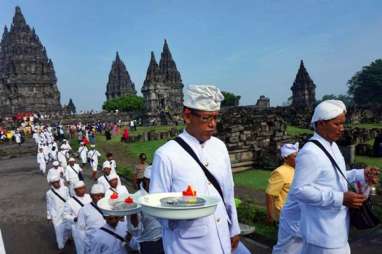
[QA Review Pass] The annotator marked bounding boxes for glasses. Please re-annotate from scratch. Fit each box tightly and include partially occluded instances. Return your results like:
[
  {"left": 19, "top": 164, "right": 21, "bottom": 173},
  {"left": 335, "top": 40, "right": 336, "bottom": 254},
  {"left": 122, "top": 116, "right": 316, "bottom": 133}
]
[{"left": 190, "top": 111, "right": 219, "bottom": 123}]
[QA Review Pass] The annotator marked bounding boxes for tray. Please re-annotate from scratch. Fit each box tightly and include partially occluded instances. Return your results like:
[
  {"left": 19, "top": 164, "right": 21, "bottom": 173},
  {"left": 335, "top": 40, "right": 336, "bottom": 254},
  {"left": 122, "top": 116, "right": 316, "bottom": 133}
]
[{"left": 137, "top": 192, "right": 220, "bottom": 220}]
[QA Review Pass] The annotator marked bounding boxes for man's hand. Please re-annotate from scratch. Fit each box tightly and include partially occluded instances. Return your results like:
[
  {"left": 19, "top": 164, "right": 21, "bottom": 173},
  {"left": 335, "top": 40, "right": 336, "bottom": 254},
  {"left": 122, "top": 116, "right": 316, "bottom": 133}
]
[
  {"left": 364, "top": 167, "right": 380, "bottom": 185},
  {"left": 343, "top": 191, "right": 367, "bottom": 208},
  {"left": 231, "top": 235, "right": 240, "bottom": 251}
]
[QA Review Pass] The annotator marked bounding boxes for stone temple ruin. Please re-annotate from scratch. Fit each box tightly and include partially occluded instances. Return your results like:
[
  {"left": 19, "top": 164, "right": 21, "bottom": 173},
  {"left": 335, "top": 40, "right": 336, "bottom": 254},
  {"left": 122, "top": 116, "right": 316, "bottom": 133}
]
[
  {"left": 0, "top": 7, "right": 61, "bottom": 117},
  {"left": 105, "top": 52, "right": 137, "bottom": 100},
  {"left": 290, "top": 60, "right": 316, "bottom": 109},
  {"left": 141, "top": 40, "right": 184, "bottom": 125}
]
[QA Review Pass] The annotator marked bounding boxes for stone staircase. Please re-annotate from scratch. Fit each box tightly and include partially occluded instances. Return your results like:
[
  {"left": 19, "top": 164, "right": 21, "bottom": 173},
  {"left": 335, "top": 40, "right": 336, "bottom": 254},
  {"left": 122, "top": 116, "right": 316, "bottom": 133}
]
[{"left": 0, "top": 139, "right": 36, "bottom": 160}]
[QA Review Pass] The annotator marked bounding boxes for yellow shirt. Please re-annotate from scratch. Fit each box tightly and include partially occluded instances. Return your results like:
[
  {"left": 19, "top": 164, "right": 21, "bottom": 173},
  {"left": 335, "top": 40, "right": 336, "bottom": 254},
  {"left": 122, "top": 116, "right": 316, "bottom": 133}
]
[{"left": 265, "top": 163, "right": 295, "bottom": 220}]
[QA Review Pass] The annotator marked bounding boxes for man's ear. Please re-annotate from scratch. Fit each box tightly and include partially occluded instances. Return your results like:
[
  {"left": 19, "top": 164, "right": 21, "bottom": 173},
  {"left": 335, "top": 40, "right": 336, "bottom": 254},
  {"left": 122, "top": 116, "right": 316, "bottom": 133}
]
[{"left": 183, "top": 112, "right": 192, "bottom": 125}]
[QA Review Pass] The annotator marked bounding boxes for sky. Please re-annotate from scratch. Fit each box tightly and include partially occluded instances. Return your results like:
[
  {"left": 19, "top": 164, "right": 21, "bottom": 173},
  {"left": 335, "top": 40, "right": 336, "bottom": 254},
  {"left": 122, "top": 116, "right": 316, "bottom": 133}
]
[{"left": 0, "top": 0, "right": 381, "bottom": 111}]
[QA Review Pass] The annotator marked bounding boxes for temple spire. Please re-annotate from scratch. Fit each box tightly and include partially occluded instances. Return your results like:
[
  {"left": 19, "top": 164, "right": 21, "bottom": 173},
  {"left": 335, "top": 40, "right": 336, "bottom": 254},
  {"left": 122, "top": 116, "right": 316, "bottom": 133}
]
[
  {"left": 144, "top": 51, "right": 160, "bottom": 82},
  {"left": 291, "top": 59, "right": 316, "bottom": 108},
  {"left": 159, "top": 39, "right": 182, "bottom": 84},
  {"left": 12, "top": 6, "right": 28, "bottom": 30}
]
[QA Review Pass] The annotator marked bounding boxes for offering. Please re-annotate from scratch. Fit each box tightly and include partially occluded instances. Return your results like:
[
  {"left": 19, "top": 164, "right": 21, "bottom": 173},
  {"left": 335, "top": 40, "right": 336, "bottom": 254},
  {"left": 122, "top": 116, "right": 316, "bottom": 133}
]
[
  {"left": 137, "top": 192, "right": 220, "bottom": 220},
  {"left": 160, "top": 185, "right": 206, "bottom": 207},
  {"left": 98, "top": 192, "right": 141, "bottom": 216}
]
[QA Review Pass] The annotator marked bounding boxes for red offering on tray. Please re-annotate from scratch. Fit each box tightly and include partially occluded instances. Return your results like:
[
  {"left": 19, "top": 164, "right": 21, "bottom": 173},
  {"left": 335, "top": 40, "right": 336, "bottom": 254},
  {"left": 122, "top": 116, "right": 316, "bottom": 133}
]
[
  {"left": 110, "top": 193, "right": 119, "bottom": 200},
  {"left": 124, "top": 196, "right": 134, "bottom": 204},
  {"left": 182, "top": 185, "right": 197, "bottom": 197}
]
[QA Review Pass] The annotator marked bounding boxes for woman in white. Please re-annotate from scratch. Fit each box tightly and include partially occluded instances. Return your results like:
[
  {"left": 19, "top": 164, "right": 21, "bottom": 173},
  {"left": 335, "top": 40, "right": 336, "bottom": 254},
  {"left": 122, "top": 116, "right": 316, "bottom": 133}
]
[{"left": 78, "top": 142, "right": 88, "bottom": 166}]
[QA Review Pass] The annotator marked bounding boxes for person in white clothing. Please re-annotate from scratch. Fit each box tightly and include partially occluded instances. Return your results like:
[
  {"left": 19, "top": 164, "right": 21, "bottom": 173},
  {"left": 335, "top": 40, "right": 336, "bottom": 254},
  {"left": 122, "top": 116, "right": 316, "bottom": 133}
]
[
  {"left": 50, "top": 142, "right": 58, "bottom": 161},
  {"left": 65, "top": 157, "right": 84, "bottom": 196},
  {"left": 47, "top": 161, "right": 65, "bottom": 186},
  {"left": 78, "top": 142, "right": 89, "bottom": 167},
  {"left": 37, "top": 147, "right": 46, "bottom": 174},
  {"left": 97, "top": 161, "right": 121, "bottom": 190},
  {"left": 104, "top": 173, "right": 129, "bottom": 198},
  {"left": 77, "top": 184, "right": 106, "bottom": 254},
  {"left": 285, "top": 100, "right": 380, "bottom": 254},
  {"left": 14, "top": 131, "right": 22, "bottom": 145},
  {"left": 88, "top": 215, "right": 128, "bottom": 254},
  {"left": 87, "top": 144, "right": 101, "bottom": 180},
  {"left": 61, "top": 139, "right": 72, "bottom": 159},
  {"left": 46, "top": 173, "right": 71, "bottom": 251},
  {"left": 150, "top": 85, "right": 241, "bottom": 254},
  {"left": 106, "top": 152, "right": 117, "bottom": 174},
  {"left": 57, "top": 150, "right": 68, "bottom": 168},
  {"left": 63, "top": 181, "right": 92, "bottom": 254}
]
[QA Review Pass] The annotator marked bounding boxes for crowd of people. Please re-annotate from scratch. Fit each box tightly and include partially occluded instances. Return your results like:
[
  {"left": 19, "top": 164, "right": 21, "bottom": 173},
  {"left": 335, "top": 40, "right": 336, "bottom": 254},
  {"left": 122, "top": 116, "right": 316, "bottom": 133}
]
[{"left": 32, "top": 125, "right": 165, "bottom": 254}]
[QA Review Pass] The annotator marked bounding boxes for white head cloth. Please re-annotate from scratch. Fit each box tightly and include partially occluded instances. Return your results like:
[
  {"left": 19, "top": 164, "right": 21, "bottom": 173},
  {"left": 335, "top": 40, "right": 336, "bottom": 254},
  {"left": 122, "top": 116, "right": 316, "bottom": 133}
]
[
  {"left": 52, "top": 161, "right": 59, "bottom": 166},
  {"left": 144, "top": 165, "right": 152, "bottom": 179},
  {"left": 107, "top": 172, "right": 118, "bottom": 181},
  {"left": 280, "top": 142, "right": 299, "bottom": 158},
  {"left": 311, "top": 100, "right": 347, "bottom": 126},
  {"left": 74, "top": 180, "right": 85, "bottom": 189},
  {"left": 183, "top": 85, "right": 224, "bottom": 112},
  {"left": 68, "top": 157, "right": 76, "bottom": 162},
  {"left": 90, "top": 184, "right": 105, "bottom": 194},
  {"left": 48, "top": 172, "right": 60, "bottom": 183},
  {"left": 103, "top": 161, "right": 111, "bottom": 169},
  {"left": 90, "top": 144, "right": 95, "bottom": 148}
]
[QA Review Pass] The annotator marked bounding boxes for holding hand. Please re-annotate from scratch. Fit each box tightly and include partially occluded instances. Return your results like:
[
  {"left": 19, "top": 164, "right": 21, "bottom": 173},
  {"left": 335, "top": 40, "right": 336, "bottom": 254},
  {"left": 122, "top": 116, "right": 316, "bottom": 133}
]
[{"left": 343, "top": 191, "right": 367, "bottom": 208}]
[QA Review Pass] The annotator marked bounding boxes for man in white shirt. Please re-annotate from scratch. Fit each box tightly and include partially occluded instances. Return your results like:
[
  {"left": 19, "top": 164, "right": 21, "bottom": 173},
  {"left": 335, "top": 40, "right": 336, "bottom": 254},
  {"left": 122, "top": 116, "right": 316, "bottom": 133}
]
[
  {"left": 57, "top": 149, "right": 68, "bottom": 168},
  {"left": 63, "top": 181, "right": 92, "bottom": 254},
  {"left": 283, "top": 100, "right": 380, "bottom": 254},
  {"left": 104, "top": 172, "right": 129, "bottom": 198},
  {"left": 106, "top": 152, "right": 117, "bottom": 174},
  {"left": 150, "top": 85, "right": 240, "bottom": 254},
  {"left": 65, "top": 157, "right": 83, "bottom": 196},
  {"left": 77, "top": 184, "right": 106, "bottom": 254},
  {"left": 97, "top": 161, "right": 121, "bottom": 190},
  {"left": 37, "top": 147, "right": 46, "bottom": 174},
  {"left": 78, "top": 142, "right": 88, "bottom": 167},
  {"left": 46, "top": 173, "right": 71, "bottom": 252},
  {"left": 47, "top": 161, "right": 65, "bottom": 185},
  {"left": 87, "top": 144, "right": 101, "bottom": 180},
  {"left": 88, "top": 215, "right": 128, "bottom": 254},
  {"left": 60, "top": 139, "right": 72, "bottom": 159}
]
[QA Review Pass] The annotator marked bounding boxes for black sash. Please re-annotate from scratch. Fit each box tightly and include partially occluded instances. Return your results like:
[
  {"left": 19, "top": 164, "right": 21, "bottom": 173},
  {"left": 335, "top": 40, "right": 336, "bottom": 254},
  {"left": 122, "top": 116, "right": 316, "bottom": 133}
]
[
  {"left": 174, "top": 137, "right": 225, "bottom": 204},
  {"left": 70, "top": 165, "right": 84, "bottom": 181},
  {"left": 51, "top": 188, "right": 67, "bottom": 203},
  {"left": 100, "top": 227, "right": 125, "bottom": 242},
  {"left": 91, "top": 202, "right": 104, "bottom": 216},
  {"left": 109, "top": 187, "right": 118, "bottom": 194},
  {"left": 104, "top": 175, "right": 109, "bottom": 183},
  {"left": 72, "top": 196, "right": 84, "bottom": 207}
]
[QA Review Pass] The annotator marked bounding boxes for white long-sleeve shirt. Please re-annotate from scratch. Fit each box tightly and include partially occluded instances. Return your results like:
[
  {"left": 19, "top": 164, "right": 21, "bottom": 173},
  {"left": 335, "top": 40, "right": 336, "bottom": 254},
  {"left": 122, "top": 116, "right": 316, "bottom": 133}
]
[
  {"left": 46, "top": 185, "right": 70, "bottom": 225},
  {"left": 65, "top": 164, "right": 82, "bottom": 185},
  {"left": 97, "top": 174, "right": 122, "bottom": 191},
  {"left": 150, "top": 130, "right": 240, "bottom": 254},
  {"left": 104, "top": 185, "right": 129, "bottom": 198},
  {"left": 37, "top": 152, "right": 45, "bottom": 165},
  {"left": 88, "top": 222, "right": 128, "bottom": 254},
  {"left": 63, "top": 194, "right": 92, "bottom": 225},
  {"left": 288, "top": 133, "right": 365, "bottom": 248},
  {"left": 77, "top": 202, "right": 106, "bottom": 252}
]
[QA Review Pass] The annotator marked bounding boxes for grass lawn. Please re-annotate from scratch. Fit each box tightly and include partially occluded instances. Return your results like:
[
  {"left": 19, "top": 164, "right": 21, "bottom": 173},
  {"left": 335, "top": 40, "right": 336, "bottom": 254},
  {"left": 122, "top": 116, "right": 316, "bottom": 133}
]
[
  {"left": 354, "top": 155, "right": 382, "bottom": 169},
  {"left": 233, "top": 169, "right": 271, "bottom": 191},
  {"left": 349, "top": 123, "right": 382, "bottom": 129},
  {"left": 127, "top": 140, "right": 167, "bottom": 163},
  {"left": 286, "top": 125, "right": 313, "bottom": 137}
]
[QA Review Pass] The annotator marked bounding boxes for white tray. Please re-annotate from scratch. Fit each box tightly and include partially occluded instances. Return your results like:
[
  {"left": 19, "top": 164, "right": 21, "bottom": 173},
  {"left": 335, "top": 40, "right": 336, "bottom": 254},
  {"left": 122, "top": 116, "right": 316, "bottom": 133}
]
[
  {"left": 97, "top": 197, "right": 142, "bottom": 216},
  {"left": 137, "top": 192, "right": 220, "bottom": 220}
]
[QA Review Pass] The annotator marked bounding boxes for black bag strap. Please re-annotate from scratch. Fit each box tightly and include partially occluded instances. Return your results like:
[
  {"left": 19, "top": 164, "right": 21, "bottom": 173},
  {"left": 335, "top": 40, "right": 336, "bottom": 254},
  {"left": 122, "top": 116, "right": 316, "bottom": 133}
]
[
  {"left": 104, "top": 175, "right": 109, "bottom": 183},
  {"left": 307, "top": 140, "right": 356, "bottom": 192},
  {"left": 72, "top": 196, "right": 84, "bottom": 207},
  {"left": 174, "top": 136, "right": 225, "bottom": 203},
  {"left": 51, "top": 188, "right": 67, "bottom": 203},
  {"left": 91, "top": 202, "right": 104, "bottom": 216},
  {"left": 100, "top": 227, "right": 125, "bottom": 242},
  {"left": 70, "top": 165, "right": 79, "bottom": 175}
]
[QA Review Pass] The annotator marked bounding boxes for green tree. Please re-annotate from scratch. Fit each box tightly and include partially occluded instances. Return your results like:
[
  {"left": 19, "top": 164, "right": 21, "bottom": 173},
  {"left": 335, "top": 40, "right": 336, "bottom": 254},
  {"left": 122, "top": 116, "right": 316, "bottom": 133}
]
[
  {"left": 348, "top": 59, "right": 382, "bottom": 106},
  {"left": 318, "top": 94, "right": 353, "bottom": 107},
  {"left": 102, "top": 95, "right": 144, "bottom": 112},
  {"left": 221, "top": 91, "right": 241, "bottom": 107}
]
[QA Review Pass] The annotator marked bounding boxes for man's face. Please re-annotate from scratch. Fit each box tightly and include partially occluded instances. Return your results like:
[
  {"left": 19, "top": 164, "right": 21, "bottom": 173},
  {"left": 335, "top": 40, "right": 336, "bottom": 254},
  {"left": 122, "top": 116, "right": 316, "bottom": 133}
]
[
  {"left": 284, "top": 153, "right": 297, "bottom": 168},
  {"left": 183, "top": 109, "right": 219, "bottom": 142},
  {"left": 109, "top": 178, "right": 118, "bottom": 188},
  {"left": 91, "top": 193, "right": 104, "bottom": 203},
  {"left": 75, "top": 186, "right": 86, "bottom": 197},
  {"left": 51, "top": 181, "right": 60, "bottom": 189},
  {"left": 105, "top": 216, "right": 121, "bottom": 228},
  {"left": 317, "top": 113, "right": 346, "bottom": 142},
  {"left": 69, "top": 161, "right": 75, "bottom": 166},
  {"left": 103, "top": 168, "right": 111, "bottom": 175}
]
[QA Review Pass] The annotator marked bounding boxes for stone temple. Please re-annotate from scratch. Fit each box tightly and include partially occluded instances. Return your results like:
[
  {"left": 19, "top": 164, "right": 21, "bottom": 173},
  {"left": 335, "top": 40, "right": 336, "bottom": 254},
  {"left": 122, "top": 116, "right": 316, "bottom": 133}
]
[
  {"left": 141, "top": 40, "right": 184, "bottom": 125},
  {"left": 290, "top": 60, "right": 316, "bottom": 109},
  {"left": 0, "top": 7, "right": 61, "bottom": 116},
  {"left": 105, "top": 52, "right": 136, "bottom": 100}
]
